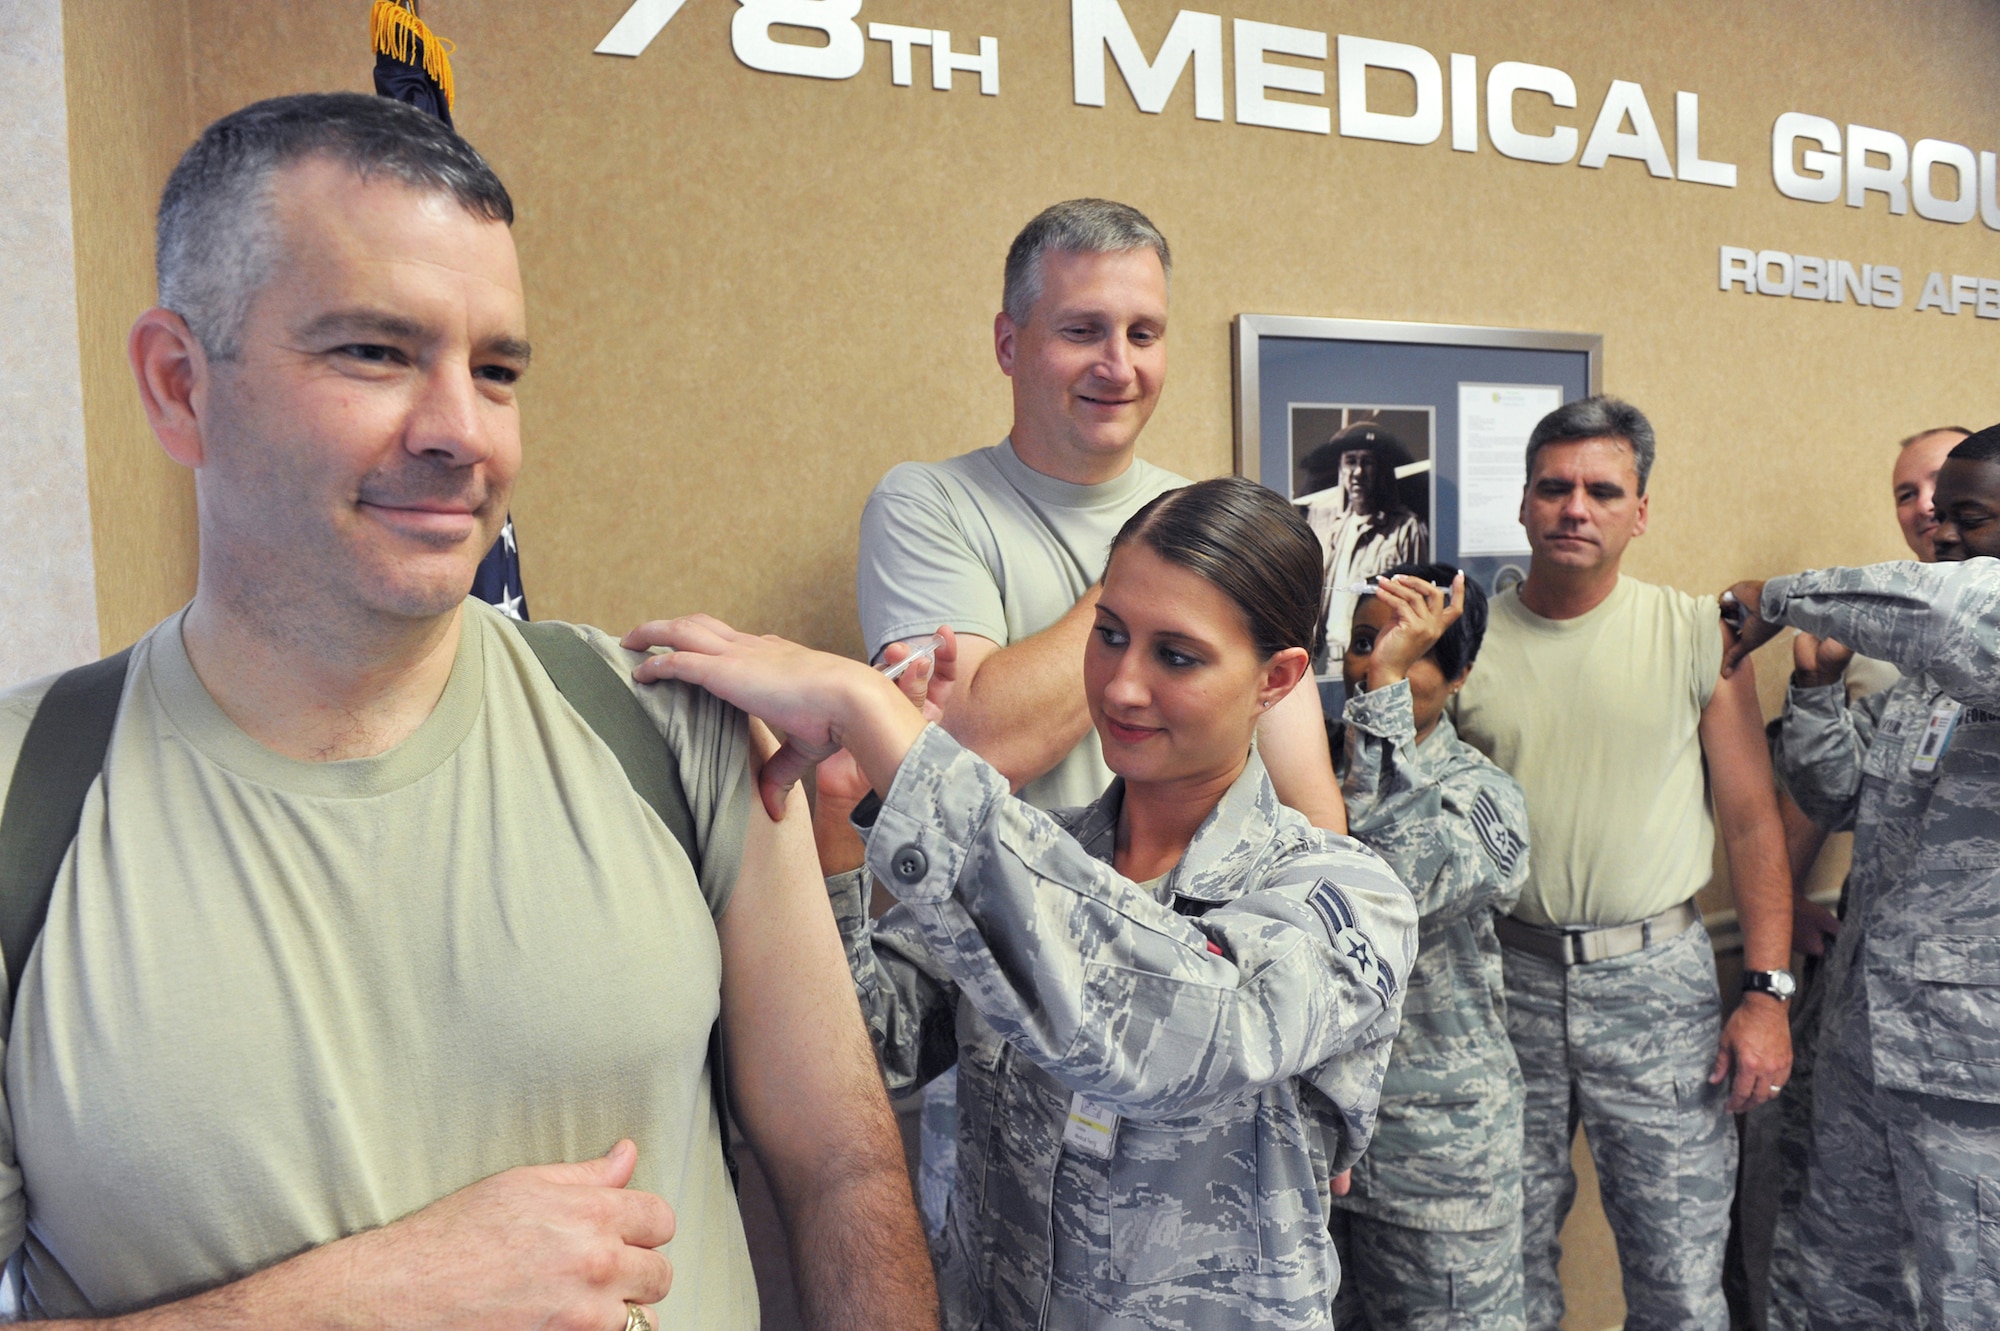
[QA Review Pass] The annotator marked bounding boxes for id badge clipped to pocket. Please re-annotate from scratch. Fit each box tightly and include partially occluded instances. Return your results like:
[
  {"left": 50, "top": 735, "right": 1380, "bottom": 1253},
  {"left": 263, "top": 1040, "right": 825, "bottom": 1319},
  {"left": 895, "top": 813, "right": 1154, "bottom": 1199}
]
[
  {"left": 1911, "top": 698, "right": 1963, "bottom": 775},
  {"left": 1062, "top": 1093, "right": 1121, "bottom": 1160}
]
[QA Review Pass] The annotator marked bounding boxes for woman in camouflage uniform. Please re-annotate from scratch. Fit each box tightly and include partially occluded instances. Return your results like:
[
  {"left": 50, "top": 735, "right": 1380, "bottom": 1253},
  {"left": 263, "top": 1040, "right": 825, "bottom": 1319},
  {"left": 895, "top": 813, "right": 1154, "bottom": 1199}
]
[
  {"left": 1330, "top": 564, "right": 1531, "bottom": 1331},
  {"left": 638, "top": 478, "right": 1417, "bottom": 1330}
]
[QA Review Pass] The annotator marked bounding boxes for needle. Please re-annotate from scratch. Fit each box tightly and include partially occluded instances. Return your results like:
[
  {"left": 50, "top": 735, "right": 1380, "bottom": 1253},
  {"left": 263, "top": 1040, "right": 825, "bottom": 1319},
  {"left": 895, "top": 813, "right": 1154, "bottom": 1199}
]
[{"left": 878, "top": 632, "right": 946, "bottom": 682}]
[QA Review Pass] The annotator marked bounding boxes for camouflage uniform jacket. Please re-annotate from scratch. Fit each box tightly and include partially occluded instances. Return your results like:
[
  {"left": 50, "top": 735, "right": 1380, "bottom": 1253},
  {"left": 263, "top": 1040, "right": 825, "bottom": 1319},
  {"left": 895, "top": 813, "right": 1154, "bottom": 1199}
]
[
  {"left": 1766, "top": 558, "right": 2000, "bottom": 1103},
  {"left": 829, "top": 724, "right": 1417, "bottom": 1330},
  {"left": 1330, "top": 682, "right": 1530, "bottom": 1232}
]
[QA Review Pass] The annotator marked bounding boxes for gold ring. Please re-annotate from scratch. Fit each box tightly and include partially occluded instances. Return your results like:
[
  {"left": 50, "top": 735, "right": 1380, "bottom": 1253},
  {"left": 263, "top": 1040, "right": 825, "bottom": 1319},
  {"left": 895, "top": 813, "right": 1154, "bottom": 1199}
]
[{"left": 625, "top": 1304, "right": 653, "bottom": 1331}]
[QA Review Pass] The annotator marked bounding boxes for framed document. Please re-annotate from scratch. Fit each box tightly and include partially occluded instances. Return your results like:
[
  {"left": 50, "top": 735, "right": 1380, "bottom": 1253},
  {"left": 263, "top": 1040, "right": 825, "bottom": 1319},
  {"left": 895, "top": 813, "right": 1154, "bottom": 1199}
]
[{"left": 1232, "top": 316, "right": 1600, "bottom": 683}]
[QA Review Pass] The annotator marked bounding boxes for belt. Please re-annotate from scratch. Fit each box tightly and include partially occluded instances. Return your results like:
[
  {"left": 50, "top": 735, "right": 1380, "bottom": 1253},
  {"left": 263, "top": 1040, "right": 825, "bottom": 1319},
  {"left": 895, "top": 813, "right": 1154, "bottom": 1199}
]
[{"left": 1495, "top": 900, "right": 1701, "bottom": 966}]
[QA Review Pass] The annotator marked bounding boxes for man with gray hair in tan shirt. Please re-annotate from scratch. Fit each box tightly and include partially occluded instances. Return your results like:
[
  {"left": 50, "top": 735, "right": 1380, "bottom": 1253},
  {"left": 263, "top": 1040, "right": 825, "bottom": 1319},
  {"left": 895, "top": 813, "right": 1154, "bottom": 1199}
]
[
  {"left": 0, "top": 92, "right": 934, "bottom": 1329},
  {"left": 1452, "top": 395, "right": 1793, "bottom": 1331}
]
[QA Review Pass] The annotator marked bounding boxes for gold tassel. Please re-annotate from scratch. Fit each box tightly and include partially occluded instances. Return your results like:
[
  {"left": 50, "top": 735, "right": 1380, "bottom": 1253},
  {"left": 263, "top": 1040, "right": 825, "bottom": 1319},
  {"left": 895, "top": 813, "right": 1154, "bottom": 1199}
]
[{"left": 370, "top": 0, "right": 456, "bottom": 114}]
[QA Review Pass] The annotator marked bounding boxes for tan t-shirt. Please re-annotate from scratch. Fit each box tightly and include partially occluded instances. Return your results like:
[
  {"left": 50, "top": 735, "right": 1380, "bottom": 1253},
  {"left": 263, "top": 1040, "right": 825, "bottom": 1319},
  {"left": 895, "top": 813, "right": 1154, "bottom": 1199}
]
[
  {"left": 1452, "top": 577, "right": 1724, "bottom": 927},
  {"left": 856, "top": 439, "right": 1187, "bottom": 811},
  {"left": 0, "top": 600, "right": 756, "bottom": 1325}
]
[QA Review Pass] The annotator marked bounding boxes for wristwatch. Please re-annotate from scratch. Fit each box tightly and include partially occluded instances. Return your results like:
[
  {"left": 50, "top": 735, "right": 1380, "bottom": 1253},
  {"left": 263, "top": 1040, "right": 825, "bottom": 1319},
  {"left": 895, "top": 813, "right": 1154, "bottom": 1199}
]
[{"left": 1742, "top": 969, "right": 1798, "bottom": 1002}]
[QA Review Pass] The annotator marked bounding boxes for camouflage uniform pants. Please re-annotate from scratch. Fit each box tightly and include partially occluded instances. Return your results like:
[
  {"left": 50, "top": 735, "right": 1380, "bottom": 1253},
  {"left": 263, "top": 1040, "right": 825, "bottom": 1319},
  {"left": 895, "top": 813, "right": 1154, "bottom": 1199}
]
[
  {"left": 1799, "top": 1034, "right": 2000, "bottom": 1330},
  {"left": 1329, "top": 1208, "right": 1524, "bottom": 1330},
  {"left": 1503, "top": 917, "right": 1735, "bottom": 1331}
]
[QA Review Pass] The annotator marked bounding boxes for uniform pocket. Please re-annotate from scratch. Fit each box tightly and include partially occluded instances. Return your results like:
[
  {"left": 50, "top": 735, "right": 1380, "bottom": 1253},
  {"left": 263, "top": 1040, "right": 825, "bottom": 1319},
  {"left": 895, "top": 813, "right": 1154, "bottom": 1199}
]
[
  {"left": 1106, "top": 1100, "right": 1263, "bottom": 1284},
  {"left": 1862, "top": 712, "right": 1912, "bottom": 780},
  {"left": 1918, "top": 724, "right": 2000, "bottom": 870},
  {"left": 1914, "top": 936, "right": 2000, "bottom": 1066}
]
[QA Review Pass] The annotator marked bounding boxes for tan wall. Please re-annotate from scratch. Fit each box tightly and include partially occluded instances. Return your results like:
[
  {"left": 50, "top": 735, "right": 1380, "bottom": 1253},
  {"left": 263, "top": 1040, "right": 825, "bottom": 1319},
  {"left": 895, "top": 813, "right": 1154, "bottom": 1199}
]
[
  {"left": 57, "top": 4, "right": 2000, "bottom": 1326},
  {"left": 62, "top": 0, "right": 200, "bottom": 653}
]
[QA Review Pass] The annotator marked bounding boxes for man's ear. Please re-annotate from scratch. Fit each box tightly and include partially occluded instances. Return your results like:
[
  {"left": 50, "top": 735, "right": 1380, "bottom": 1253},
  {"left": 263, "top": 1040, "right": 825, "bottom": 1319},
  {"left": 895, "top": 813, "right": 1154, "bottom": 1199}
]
[
  {"left": 1632, "top": 492, "right": 1651, "bottom": 538},
  {"left": 1259, "top": 646, "right": 1311, "bottom": 707},
  {"left": 128, "top": 307, "right": 210, "bottom": 469},
  {"left": 993, "top": 311, "right": 1017, "bottom": 378}
]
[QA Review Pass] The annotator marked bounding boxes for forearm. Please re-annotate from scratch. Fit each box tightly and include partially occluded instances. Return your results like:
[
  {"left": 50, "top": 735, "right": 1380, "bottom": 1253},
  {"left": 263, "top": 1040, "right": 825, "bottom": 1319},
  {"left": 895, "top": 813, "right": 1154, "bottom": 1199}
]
[
  {"left": 1779, "top": 789, "right": 1830, "bottom": 892},
  {"left": 1703, "top": 657, "right": 1794, "bottom": 972},
  {"left": 1724, "top": 810, "right": 1794, "bottom": 972},
  {"left": 1763, "top": 560, "right": 2000, "bottom": 706},
  {"left": 938, "top": 590, "right": 1099, "bottom": 789},
  {"left": 768, "top": 1125, "right": 938, "bottom": 1331},
  {"left": 42, "top": 1247, "right": 356, "bottom": 1331},
  {"left": 1258, "top": 681, "right": 1346, "bottom": 833},
  {"left": 747, "top": 896, "right": 936, "bottom": 1327}
]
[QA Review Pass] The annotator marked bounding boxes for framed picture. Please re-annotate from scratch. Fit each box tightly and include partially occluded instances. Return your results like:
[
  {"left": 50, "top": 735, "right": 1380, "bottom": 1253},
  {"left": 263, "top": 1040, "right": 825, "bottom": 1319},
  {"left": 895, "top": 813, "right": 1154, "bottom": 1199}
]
[{"left": 1233, "top": 316, "right": 1602, "bottom": 682}]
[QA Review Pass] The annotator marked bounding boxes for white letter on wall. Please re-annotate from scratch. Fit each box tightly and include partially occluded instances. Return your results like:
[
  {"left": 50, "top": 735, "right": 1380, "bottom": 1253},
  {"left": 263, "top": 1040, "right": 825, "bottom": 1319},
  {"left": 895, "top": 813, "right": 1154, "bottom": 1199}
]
[
  {"left": 1916, "top": 270, "right": 1952, "bottom": 312},
  {"left": 1337, "top": 35, "right": 1442, "bottom": 145},
  {"left": 1072, "top": 1, "right": 1222, "bottom": 120},
  {"left": 1794, "top": 255, "right": 1828, "bottom": 300},
  {"left": 931, "top": 31, "right": 998, "bottom": 94},
  {"left": 1719, "top": 246, "right": 1756, "bottom": 292},
  {"left": 1487, "top": 61, "right": 1577, "bottom": 164},
  {"left": 868, "top": 23, "right": 932, "bottom": 86},
  {"left": 1235, "top": 19, "right": 1329, "bottom": 134},
  {"left": 596, "top": 0, "right": 691, "bottom": 56},
  {"left": 1579, "top": 79, "right": 1672, "bottom": 176},
  {"left": 1911, "top": 139, "right": 1976, "bottom": 223},
  {"left": 1756, "top": 250, "right": 1794, "bottom": 297},
  {"left": 1829, "top": 260, "right": 1867, "bottom": 304},
  {"left": 1772, "top": 113, "right": 1841, "bottom": 203},
  {"left": 1675, "top": 92, "right": 1736, "bottom": 187},
  {"left": 1846, "top": 124, "right": 1909, "bottom": 213},
  {"left": 732, "top": 0, "right": 864, "bottom": 79},
  {"left": 1451, "top": 53, "right": 1477, "bottom": 152},
  {"left": 1872, "top": 267, "right": 1904, "bottom": 308},
  {"left": 1982, "top": 152, "right": 2000, "bottom": 231}
]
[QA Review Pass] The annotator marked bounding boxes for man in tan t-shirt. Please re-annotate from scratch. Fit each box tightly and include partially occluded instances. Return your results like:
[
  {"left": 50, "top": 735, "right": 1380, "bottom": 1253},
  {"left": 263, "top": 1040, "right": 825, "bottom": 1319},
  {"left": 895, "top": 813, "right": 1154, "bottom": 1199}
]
[
  {"left": 0, "top": 94, "right": 935, "bottom": 1328},
  {"left": 1452, "top": 396, "right": 1793, "bottom": 1331}
]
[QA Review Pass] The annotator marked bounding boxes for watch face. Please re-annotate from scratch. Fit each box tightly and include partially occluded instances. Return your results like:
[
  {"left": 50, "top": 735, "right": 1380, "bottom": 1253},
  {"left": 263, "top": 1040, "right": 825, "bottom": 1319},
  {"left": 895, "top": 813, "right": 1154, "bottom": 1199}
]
[{"left": 1748, "top": 969, "right": 1797, "bottom": 1000}]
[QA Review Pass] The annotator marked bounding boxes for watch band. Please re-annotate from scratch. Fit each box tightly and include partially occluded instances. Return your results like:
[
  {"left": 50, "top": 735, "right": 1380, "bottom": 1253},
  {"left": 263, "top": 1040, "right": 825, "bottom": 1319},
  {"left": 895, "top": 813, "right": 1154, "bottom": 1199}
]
[{"left": 1742, "top": 968, "right": 1797, "bottom": 1001}]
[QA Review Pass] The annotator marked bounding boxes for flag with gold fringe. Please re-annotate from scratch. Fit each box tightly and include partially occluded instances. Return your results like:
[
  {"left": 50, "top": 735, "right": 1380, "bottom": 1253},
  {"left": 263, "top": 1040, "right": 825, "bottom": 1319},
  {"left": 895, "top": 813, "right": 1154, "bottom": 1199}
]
[{"left": 371, "top": 0, "right": 456, "bottom": 126}]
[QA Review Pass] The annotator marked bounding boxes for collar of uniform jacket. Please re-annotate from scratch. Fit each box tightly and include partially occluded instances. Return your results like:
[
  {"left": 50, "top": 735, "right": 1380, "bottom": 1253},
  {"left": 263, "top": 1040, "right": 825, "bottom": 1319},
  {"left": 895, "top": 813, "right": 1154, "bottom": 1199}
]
[{"left": 1061, "top": 745, "right": 1284, "bottom": 909}]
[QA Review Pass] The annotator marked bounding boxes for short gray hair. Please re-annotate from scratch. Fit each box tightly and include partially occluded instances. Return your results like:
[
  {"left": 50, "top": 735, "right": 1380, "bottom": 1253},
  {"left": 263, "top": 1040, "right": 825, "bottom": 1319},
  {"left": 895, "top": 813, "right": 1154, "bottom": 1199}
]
[
  {"left": 1001, "top": 199, "right": 1171, "bottom": 325},
  {"left": 1899, "top": 425, "right": 1971, "bottom": 449},
  {"left": 1525, "top": 395, "right": 1658, "bottom": 495},
  {"left": 157, "top": 92, "right": 513, "bottom": 360}
]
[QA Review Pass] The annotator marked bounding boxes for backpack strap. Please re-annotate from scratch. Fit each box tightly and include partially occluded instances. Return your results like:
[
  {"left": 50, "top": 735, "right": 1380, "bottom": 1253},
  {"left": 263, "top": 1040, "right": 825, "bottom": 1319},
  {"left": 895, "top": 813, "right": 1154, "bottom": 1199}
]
[
  {"left": 510, "top": 619, "right": 738, "bottom": 1187},
  {"left": 0, "top": 649, "right": 133, "bottom": 1013},
  {"left": 512, "top": 620, "right": 698, "bottom": 865}
]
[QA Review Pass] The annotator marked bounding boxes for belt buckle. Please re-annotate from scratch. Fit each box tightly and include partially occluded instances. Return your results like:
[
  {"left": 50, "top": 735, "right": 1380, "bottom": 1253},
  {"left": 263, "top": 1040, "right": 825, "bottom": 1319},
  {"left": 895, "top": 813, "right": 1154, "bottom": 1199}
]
[{"left": 1564, "top": 929, "right": 1587, "bottom": 965}]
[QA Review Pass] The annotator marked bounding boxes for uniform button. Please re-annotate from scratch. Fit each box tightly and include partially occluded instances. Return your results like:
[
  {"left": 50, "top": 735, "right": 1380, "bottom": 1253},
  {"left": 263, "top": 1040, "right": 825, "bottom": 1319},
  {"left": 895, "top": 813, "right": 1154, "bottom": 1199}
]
[{"left": 891, "top": 846, "right": 929, "bottom": 883}]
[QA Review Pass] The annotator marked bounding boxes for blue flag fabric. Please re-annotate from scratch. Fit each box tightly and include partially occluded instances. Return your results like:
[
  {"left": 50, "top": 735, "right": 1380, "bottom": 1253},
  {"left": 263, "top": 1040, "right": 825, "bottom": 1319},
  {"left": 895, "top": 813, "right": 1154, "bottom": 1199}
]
[{"left": 469, "top": 517, "right": 528, "bottom": 621}]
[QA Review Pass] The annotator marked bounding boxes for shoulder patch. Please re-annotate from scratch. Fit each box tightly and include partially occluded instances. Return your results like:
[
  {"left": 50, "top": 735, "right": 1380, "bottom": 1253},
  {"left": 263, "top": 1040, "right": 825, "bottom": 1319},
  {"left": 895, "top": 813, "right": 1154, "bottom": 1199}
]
[
  {"left": 1305, "top": 878, "right": 1398, "bottom": 1002},
  {"left": 1469, "top": 787, "right": 1526, "bottom": 876}
]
